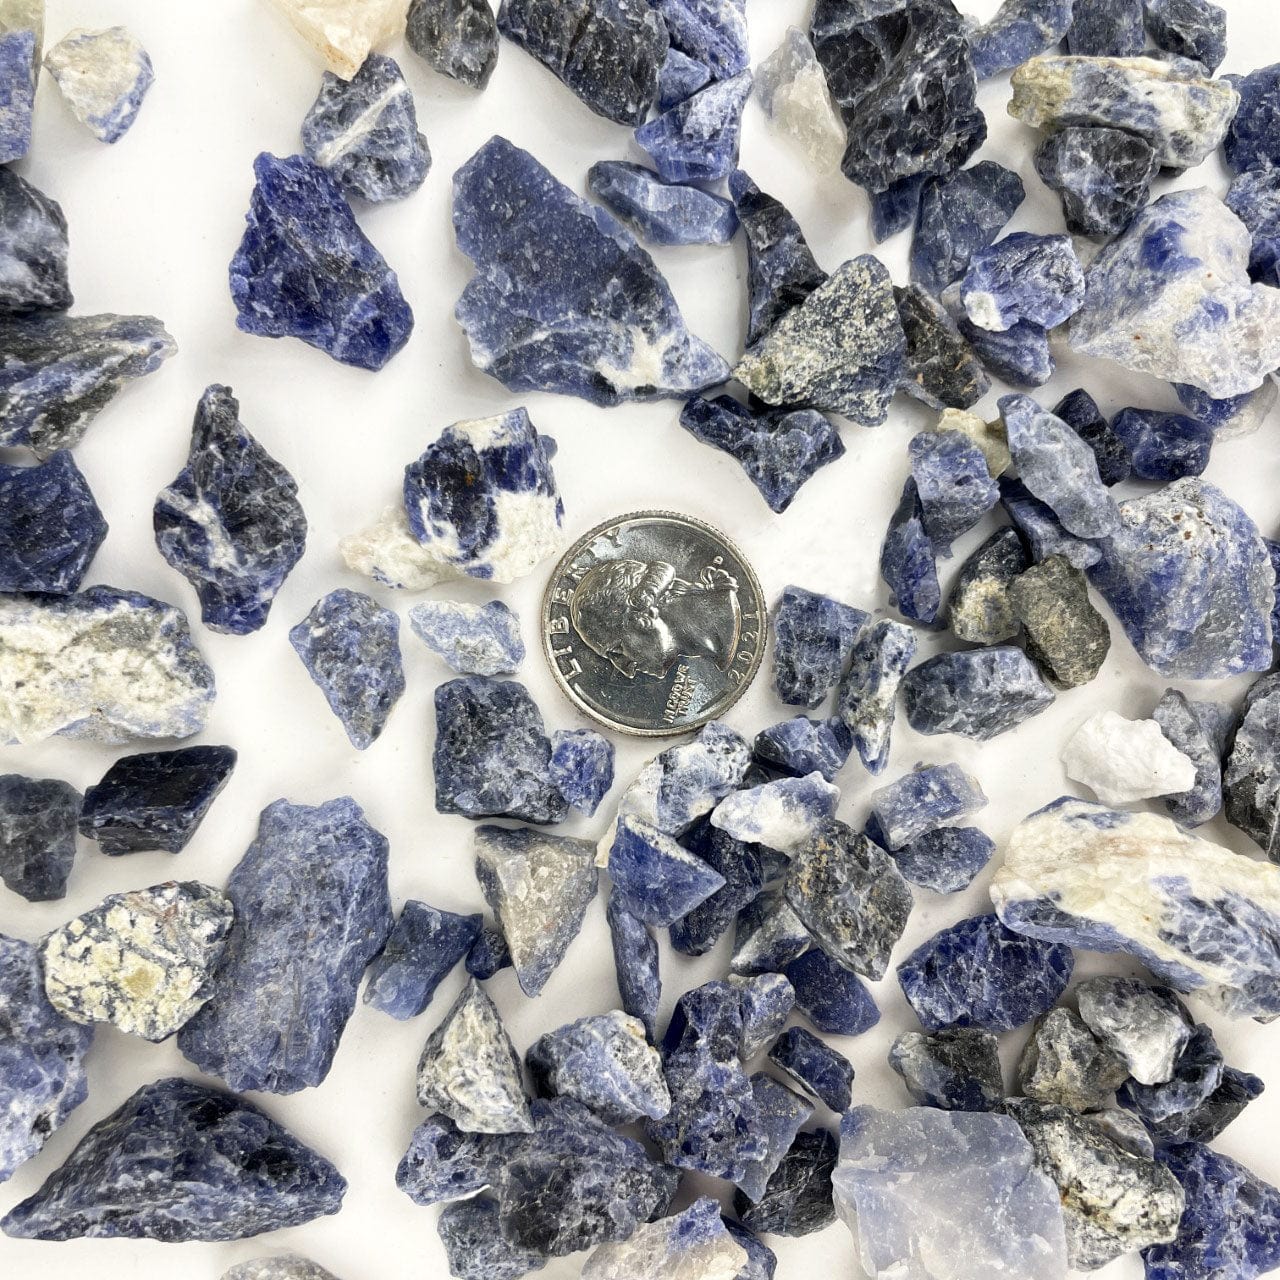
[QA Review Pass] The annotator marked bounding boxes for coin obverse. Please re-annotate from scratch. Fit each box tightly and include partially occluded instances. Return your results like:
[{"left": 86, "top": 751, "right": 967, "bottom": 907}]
[{"left": 541, "top": 511, "right": 767, "bottom": 737}]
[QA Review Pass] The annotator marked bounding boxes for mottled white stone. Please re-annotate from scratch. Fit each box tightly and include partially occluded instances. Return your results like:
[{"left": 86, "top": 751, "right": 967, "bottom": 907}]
[
  {"left": 1061, "top": 710, "right": 1198, "bottom": 805},
  {"left": 583, "top": 1196, "right": 747, "bottom": 1280},
  {"left": 755, "top": 26, "right": 845, "bottom": 169},
  {"left": 223, "top": 1256, "right": 342, "bottom": 1280},
  {"left": 1076, "top": 977, "right": 1192, "bottom": 1086},
  {"left": 0, "top": 0, "right": 42, "bottom": 59},
  {"left": 43, "top": 26, "right": 153, "bottom": 143},
  {"left": 939, "top": 407, "right": 1011, "bottom": 478},
  {"left": 269, "top": 0, "right": 408, "bottom": 78},
  {"left": 710, "top": 771, "right": 839, "bottom": 854}
]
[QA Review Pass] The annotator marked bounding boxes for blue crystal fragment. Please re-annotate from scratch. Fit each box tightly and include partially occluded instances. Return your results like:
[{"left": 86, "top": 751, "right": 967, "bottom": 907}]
[
  {"left": 608, "top": 815, "right": 727, "bottom": 927},
  {"left": 454, "top": 137, "right": 729, "bottom": 404},
  {"left": 1118, "top": 1023, "right": 1223, "bottom": 1124},
  {"left": 1002, "top": 477, "right": 1102, "bottom": 570},
  {"left": 465, "top": 922, "right": 511, "bottom": 979},
  {"left": 0, "top": 167, "right": 72, "bottom": 312},
  {"left": 607, "top": 890, "right": 661, "bottom": 1038},
  {"left": 1112, "top": 408, "right": 1212, "bottom": 480},
  {"left": 888, "top": 1027, "right": 1003, "bottom": 1110},
  {"left": 1224, "top": 672, "right": 1280, "bottom": 860},
  {"left": 726, "top": 1218, "right": 777, "bottom": 1278},
  {"left": 1068, "top": 0, "right": 1145, "bottom": 53},
  {"left": 1145, "top": 0, "right": 1227, "bottom": 73},
  {"left": 783, "top": 948, "right": 880, "bottom": 1037},
  {"left": 178, "top": 797, "right": 393, "bottom": 1094},
  {"left": 895, "top": 283, "right": 990, "bottom": 410},
  {"left": 735, "top": 1074, "right": 813, "bottom": 1204},
  {"left": 364, "top": 901, "right": 481, "bottom": 1020},
  {"left": 772, "top": 585, "right": 867, "bottom": 708},
  {"left": 589, "top": 161, "right": 737, "bottom": 247},
  {"left": 837, "top": 618, "right": 916, "bottom": 775},
  {"left": 680, "top": 395, "right": 844, "bottom": 514},
  {"left": 961, "top": 233, "right": 1084, "bottom": 332},
  {"left": 45, "top": 27, "right": 154, "bottom": 143},
  {"left": 658, "top": 46, "right": 711, "bottom": 109},
  {"left": 891, "top": 825, "right": 995, "bottom": 894},
  {"left": 1178, "top": 377, "right": 1278, "bottom": 439},
  {"left": 734, "top": 1127, "right": 837, "bottom": 1238},
  {"left": 78, "top": 746, "right": 235, "bottom": 855},
  {"left": 290, "top": 589, "right": 404, "bottom": 750},
  {"left": 754, "top": 717, "right": 852, "bottom": 782},
  {"left": 433, "top": 676, "right": 566, "bottom": 823},
  {"left": 154, "top": 385, "right": 306, "bottom": 634},
  {"left": 670, "top": 818, "right": 764, "bottom": 956},
  {"left": 636, "top": 71, "right": 752, "bottom": 184},
  {"left": 960, "top": 317, "right": 1054, "bottom": 387},
  {"left": 734, "top": 972, "right": 795, "bottom": 1060},
  {"left": 0, "top": 775, "right": 79, "bottom": 902},
  {"left": 1225, "top": 62, "right": 1280, "bottom": 175},
  {"left": 731, "top": 884, "right": 811, "bottom": 977},
  {"left": 396, "top": 1113, "right": 519, "bottom": 1206},
  {"left": 1155, "top": 689, "right": 1229, "bottom": 828},
  {"left": 969, "top": 0, "right": 1073, "bottom": 79},
  {"left": 0, "top": 452, "right": 107, "bottom": 594},
  {"left": 656, "top": 0, "right": 748, "bottom": 77},
  {"left": 898, "top": 912, "right": 1073, "bottom": 1032},
  {"left": 903, "top": 646, "right": 1056, "bottom": 740},
  {"left": 1225, "top": 167, "right": 1280, "bottom": 287},
  {"left": 768, "top": 1025, "right": 854, "bottom": 1112},
  {"left": 911, "top": 162, "right": 1026, "bottom": 293},
  {"left": 1035, "top": 126, "right": 1159, "bottom": 240},
  {"left": 1, "top": 1077, "right": 344, "bottom": 1240},
  {"left": 868, "top": 764, "right": 986, "bottom": 850},
  {"left": 1140, "top": 1067, "right": 1265, "bottom": 1146},
  {"left": 229, "top": 153, "right": 412, "bottom": 370},
  {"left": 871, "top": 175, "right": 927, "bottom": 243},
  {"left": 438, "top": 1196, "right": 545, "bottom": 1280},
  {"left": 0, "top": 28, "right": 35, "bottom": 163},
  {"left": 406, "top": 0, "right": 499, "bottom": 88},
  {"left": 549, "top": 729, "right": 614, "bottom": 816},
  {"left": 908, "top": 429, "right": 1000, "bottom": 555},
  {"left": 1054, "top": 388, "right": 1131, "bottom": 486},
  {"left": 881, "top": 479, "right": 941, "bottom": 625},
  {"left": 301, "top": 54, "right": 430, "bottom": 203},
  {"left": 409, "top": 600, "right": 524, "bottom": 676}
]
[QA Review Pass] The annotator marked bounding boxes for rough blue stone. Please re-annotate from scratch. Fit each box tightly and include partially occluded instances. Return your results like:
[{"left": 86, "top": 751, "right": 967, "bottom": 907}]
[
  {"left": 891, "top": 825, "right": 996, "bottom": 894},
  {"left": 608, "top": 815, "right": 727, "bottom": 928},
  {"left": 406, "top": 0, "right": 499, "bottom": 88},
  {"left": 229, "top": 153, "right": 413, "bottom": 371},
  {"left": 1145, "top": 0, "right": 1227, "bottom": 73},
  {"left": 290, "top": 589, "right": 404, "bottom": 750},
  {"left": 1068, "top": 0, "right": 1145, "bottom": 54},
  {"left": 1268, "top": 539, "right": 1280, "bottom": 647},
  {"left": 396, "top": 1113, "right": 520, "bottom": 1206},
  {"left": 657, "top": 0, "right": 748, "bottom": 77},
  {"left": 1088, "top": 478, "right": 1275, "bottom": 679},
  {"left": 78, "top": 746, "right": 235, "bottom": 855},
  {"left": 868, "top": 764, "right": 986, "bottom": 851},
  {"left": 1002, "top": 477, "right": 1103, "bottom": 570},
  {"left": 1224, "top": 672, "right": 1280, "bottom": 861},
  {"left": 908, "top": 429, "right": 1000, "bottom": 555},
  {"left": 497, "top": 0, "right": 668, "bottom": 126},
  {"left": 1118, "top": 1023, "right": 1223, "bottom": 1124},
  {"left": 731, "top": 885, "right": 812, "bottom": 977},
  {"left": 960, "top": 317, "right": 1054, "bottom": 387},
  {"left": 888, "top": 1027, "right": 1003, "bottom": 1111},
  {"left": 1140, "top": 1068, "right": 1265, "bottom": 1146},
  {"left": 725, "top": 1218, "right": 777, "bottom": 1279},
  {"left": 1112, "top": 408, "right": 1212, "bottom": 481},
  {"left": 670, "top": 818, "right": 764, "bottom": 957},
  {"left": 437, "top": 1196, "right": 545, "bottom": 1280},
  {"left": 969, "top": 0, "right": 1073, "bottom": 79},
  {"left": 947, "top": 526, "right": 1028, "bottom": 645},
  {"left": 433, "top": 676, "right": 566, "bottom": 824},
  {"left": 895, "top": 283, "right": 990, "bottom": 411},
  {"left": 0, "top": 451, "right": 107, "bottom": 594},
  {"left": 465, "top": 922, "right": 511, "bottom": 979},
  {"left": 911, "top": 161, "right": 1026, "bottom": 293},
  {"left": 962, "top": 233, "right": 1084, "bottom": 333},
  {"left": 409, "top": 600, "right": 524, "bottom": 676},
  {"left": 0, "top": 28, "right": 35, "bottom": 163},
  {"left": 897, "top": 912, "right": 1074, "bottom": 1032},
  {"left": 1225, "top": 167, "right": 1280, "bottom": 287},
  {"left": 1035, "top": 126, "right": 1159, "bottom": 240},
  {"left": 881, "top": 479, "right": 941, "bottom": 625},
  {"left": 728, "top": 170, "right": 827, "bottom": 347},
  {"left": 607, "top": 890, "right": 661, "bottom": 1038},
  {"left": 364, "top": 902, "right": 482, "bottom": 1020},
  {"left": 1, "top": 1077, "right": 344, "bottom": 1240},
  {"left": 0, "top": 167, "right": 72, "bottom": 312},
  {"left": 754, "top": 717, "right": 852, "bottom": 782},
  {"left": 154, "top": 385, "right": 306, "bottom": 635},
  {"left": 549, "top": 729, "right": 614, "bottom": 817},
  {"left": 680, "top": 395, "right": 844, "bottom": 514},
  {"left": 1225, "top": 62, "right": 1280, "bottom": 175},
  {"left": 454, "top": 136, "right": 728, "bottom": 405},
  {"left": 302, "top": 54, "right": 430, "bottom": 203},
  {"left": 734, "top": 973, "right": 795, "bottom": 1059},
  {"left": 902, "top": 646, "right": 1057, "bottom": 742},
  {"left": 636, "top": 71, "right": 752, "bottom": 184},
  {"left": 0, "top": 776, "right": 79, "bottom": 902},
  {"left": 589, "top": 161, "right": 737, "bottom": 247},
  {"left": 0, "top": 311, "right": 176, "bottom": 457},
  {"left": 658, "top": 46, "right": 711, "bottom": 109},
  {"left": 1155, "top": 689, "right": 1229, "bottom": 828},
  {"left": 834, "top": 619, "right": 915, "bottom": 775},
  {"left": 177, "top": 797, "right": 393, "bottom": 1094},
  {"left": 871, "top": 175, "right": 927, "bottom": 243},
  {"left": 1144, "top": 1142, "right": 1280, "bottom": 1280},
  {"left": 734, "top": 1128, "right": 837, "bottom": 1239},
  {"left": 783, "top": 948, "right": 881, "bottom": 1037},
  {"left": 771, "top": 585, "right": 868, "bottom": 708},
  {"left": 44, "top": 27, "right": 154, "bottom": 143},
  {"left": 735, "top": 1074, "right": 813, "bottom": 1204},
  {"left": 1054, "top": 388, "right": 1130, "bottom": 486},
  {"left": 768, "top": 1025, "right": 853, "bottom": 1112}
]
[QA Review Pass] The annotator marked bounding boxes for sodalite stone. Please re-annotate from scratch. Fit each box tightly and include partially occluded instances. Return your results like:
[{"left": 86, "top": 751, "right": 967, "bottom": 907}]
[
  {"left": 755, "top": 26, "right": 846, "bottom": 170},
  {"left": 658, "top": 47, "right": 710, "bottom": 109},
  {"left": 1155, "top": 689, "right": 1229, "bottom": 828},
  {"left": 1139, "top": 1068, "right": 1265, "bottom": 1146},
  {"left": 948, "top": 527, "right": 1028, "bottom": 645},
  {"left": 657, "top": 0, "right": 747, "bottom": 77},
  {"left": 1008, "top": 554, "right": 1110, "bottom": 688},
  {"left": 406, "top": 0, "right": 498, "bottom": 88},
  {"left": 222, "top": 1256, "right": 341, "bottom": 1280},
  {"left": 589, "top": 162, "right": 737, "bottom": 247},
  {"left": 608, "top": 815, "right": 726, "bottom": 927},
  {"left": 1, "top": 1077, "right": 345, "bottom": 1241},
  {"left": 881, "top": 480, "right": 940, "bottom": 625},
  {"left": 0, "top": 452, "right": 106, "bottom": 594},
  {"left": 453, "top": 137, "right": 728, "bottom": 405},
  {"left": 734, "top": 1128, "right": 838, "bottom": 1238},
  {"left": 888, "top": 1028, "right": 1003, "bottom": 1112},
  {"left": 409, "top": 600, "right": 523, "bottom": 676},
  {"left": 607, "top": 891, "right": 660, "bottom": 1037},
  {"left": 680, "top": 395, "right": 844, "bottom": 514},
  {"left": 1117, "top": 1023, "right": 1223, "bottom": 1124},
  {"left": 911, "top": 161, "right": 1026, "bottom": 293},
  {"left": 1087, "top": 478, "right": 1274, "bottom": 679},
  {"left": 0, "top": 168, "right": 71, "bottom": 312},
  {"left": 433, "top": 677, "right": 566, "bottom": 824},
  {"left": 873, "top": 175, "right": 927, "bottom": 243},
  {"left": 177, "top": 797, "right": 393, "bottom": 1093},
  {"left": 1018, "top": 1007, "right": 1128, "bottom": 1111},
  {"left": 993, "top": 797, "right": 1280, "bottom": 1019},
  {"left": 1112, "top": 408, "right": 1212, "bottom": 480},
  {"left": 270, "top": 0, "right": 406, "bottom": 78},
  {"left": 732, "top": 885, "right": 811, "bottom": 977},
  {"left": 0, "top": 587, "right": 214, "bottom": 745},
  {"left": 960, "top": 316, "right": 1054, "bottom": 388},
  {"left": 1055, "top": 388, "right": 1130, "bottom": 486},
  {"left": 0, "top": 27, "right": 35, "bottom": 163},
  {"left": 783, "top": 947, "right": 881, "bottom": 1037},
  {"left": 0, "top": 775, "right": 78, "bottom": 902},
  {"left": 1002, "top": 478, "right": 1102, "bottom": 571},
  {"left": 711, "top": 773, "right": 839, "bottom": 856},
  {"left": 895, "top": 284, "right": 990, "bottom": 411},
  {"left": 1034, "top": 127, "right": 1159, "bottom": 239},
  {"left": 733, "top": 974, "right": 795, "bottom": 1059},
  {"left": 1225, "top": 673, "right": 1280, "bottom": 860},
  {"left": 497, "top": 0, "right": 667, "bottom": 126},
  {"left": 636, "top": 71, "right": 751, "bottom": 183},
  {"left": 396, "top": 1113, "right": 520, "bottom": 1205},
  {"left": 833, "top": 1106, "right": 1069, "bottom": 1280},
  {"left": 584, "top": 1196, "right": 747, "bottom": 1280},
  {"left": 908, "top": 429, "right": 999, "bottom": 555},
  {"left": 734, "top": 1075, "right": 813, "bottom": 1205},
  {"left": 1225, "top": 62, "right": 1280, "bottom": 175},
  {"left": 44, "top": 27, "right": 153, "bottom": 143},
  {"left": 754, "top": 717, "right": 851, "bottom": 782},
  {"left": 670, "top": 821, "right": 764, "bottom": 957},
  {"left": 1069, "top": 188, "right": 1280, "bottom": 398},
  {"left": 466, "top": 921, "right": 511, "bottom": 979},
  {"left": 0, "top": 311, "right": 176, "bottom": 457},
  {"left": 549, "top": 729, "right": 614, "bottom": 816},
  {"left": 902, "top": 646, "right": 1056, "bottom": 741},
  {"left": 1076, "top": 977, "right": 1194, "bottom": 1086},
  {"left": 154, "top": 385, "right": 306, "bottom": 634},
  {"left": 728, "top": 171, "right": 827, "bottom": 347},
  {"left": 734, "top": 256, "right": 907, "bottom": 426},
  {"left": 1145, "top": 0, "right": 1226, "bottom": 73},
  {"left": 725, "top": 1218, "right": 778, "bottom": 1279},
  {"left": 1068, "top": 0, "right": 1145, "bottom": 54},
  {"left": 867, "top": 764, "right": 986, "bottom": 851},
  {"left": 528, "top": 1011, "right": 669, "bottom": 1124},
  {"left": 772, "top": 586, "right": 867, "bottom": 709},
  {"left": 78, "top": 746, "right": 235, "bottom": 855},
  {"left": 897, "top": 912, "right": 1074, "bottom": 1032},
  {"left": 290, "top": 589, "right": 403, "bottom": 749},
  {"left": 1008, "top": 56, "right": 1238, "bottom": 169},
  {"left": 475, "top": 825, "right": 597, "bottom": 996},
  {"left": 969, "top": 0, "right": 1073, "bottom": 80},
  {"left": 1224, "top": 169, "right": 1280, "bottom": 287},
  {"left": 363, "top": 901, "right": 481, "bottom": 1020},
  {"left": 301, "top": 54, "right": 429, "bottom": 203},
  {"left": 769, "top": 1026, "right": 853, "bottom": 1112},
  {"left": 961, "top": 234, "right": 1084, "bottom": 333},
  {"left": 891, "top": 826, "right": 995, "bottom": 894},
  {"left": 837, "top": 619, "right": 915, "bottom": 775}
]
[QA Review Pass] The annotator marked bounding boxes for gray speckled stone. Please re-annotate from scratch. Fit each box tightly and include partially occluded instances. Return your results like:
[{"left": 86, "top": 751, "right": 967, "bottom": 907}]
[{"left": 1018, "top": 1006, "right": 1128, "bottom": 1111}]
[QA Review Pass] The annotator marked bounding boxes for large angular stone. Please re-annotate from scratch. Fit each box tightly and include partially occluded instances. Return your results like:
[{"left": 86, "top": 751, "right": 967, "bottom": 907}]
[
  {"left": 947, "top": 526, "right": 1028, "bottom": 645},
  {"left": 753, "top": 717, "right": 852, "bottom": 783},
  {"left": 961, "top": 233, "right": 1084, "bottom": 334},
  {"left": 268, "top": 0, "right": 406, "bottom": 78},
  {"left": 969, "top": 0, "right": 1073, "bottom": 80},
  {"left": 636, "top": 71, "right": 751, "bottom": 184},
  {"left": 1112, "top": 407, "right": 1212, "bottom": 481},
  {"left": 888, "top": 1028, "right": 1003, "bottom": 1112},
  {"left": 836, "top": 618, "right": 915, "bottom": 775},
  {"left": 771, "top": 585, "right": 866, "bottom": 709},
  {"left": 1018, "top": 1007, "right": 1128, "bottom": 1112},
  {"left": 1034, "top": 126, "right": 1159, "bottom": 239},
  {"left": 1145, "top": 0, "right": 1226, "bottom": 73},
  {"left": 895, "top": 284, "right": 989, "bottom": 411},
  {"left": 589, "top": 161, "right": 737, "bottom": 247},
  {"left": 1002, "top": 477, "right": 1102, "bottom": 571},
  {"left": 410, "top": 601, "right": 524, "bottom": 677},
  {"left": 1009, "top": 555, "right": 1110, "bottom": 688},
  {"left": 1076, "top": 977, "right": 1193, "bottom": 1087},
  {"left": 363, "top": 901, "right": 481, "bottom": 1020},
  {"left": 0, "top": 167, "right": 71, "bottom": 312},
  {"left": 177, "top": 797, "right": 392, "bottom": 1092},
  {"left": 902, "top": 646, "right": 1056, "bottom": 741},
  {"left": 961, "top": 316, "right": 1054, "bottom": 387},
  {"left": 407, "top": 0, "right": 497, "bottom": 87},
  {"left": 0, "top": 775, "right": 79, "bottom": 901},
  {"left": 1224, "top": 671, "right": 1280, "bottom": 860},
  {"left": 755, "top": 26, "right": 845, "bottom": 170},
  {"left": 44, "top": 26, "right": 153, "bottom": 143},
  {"left": 880, "top": 479, "right": 940, "bottom": 625}
]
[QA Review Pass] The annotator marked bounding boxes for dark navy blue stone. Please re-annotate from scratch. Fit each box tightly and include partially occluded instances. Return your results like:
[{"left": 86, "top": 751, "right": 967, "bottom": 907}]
[
  {"left": 589, "top": 161, "right": 738, "bottom": 247},
  {"left": 0, "top": 167, "right": 72, "bottom": 312},
  {"left": 1225, "top": 63, "right": 1280, "bottom": 175},
  {"left": 1002, "top": 477, "right": 1102, "bottom": 570},
  {"left": 888, "top": 1027, "right": 1004, "bottom": 1111},
  {"left": 725, "top": 1217, "right": 778, "bottom": 1279},
  {"left": 1068, "top": 0, "right": 1145, "bottom": 54},
  {"left": 228, "top": 152, "right": 413, "bottom": 371},
  {"left": 680, "top": 395, "right": 845, "bottom": 514},
  {"left": 291, "top": 589, "right": 404, "bottom": 750},
  {"left": 733, "top": 1127, "right": 837, "bottom": 1238},
  {"left": 396, "top": 1113, "right": 520, "bottom": 1206},
  {"left": 871, "top": 175, "right": 927, "bottom": 243},
  {"left": 754, "top": 717, "right": 853, "bottom": 782},
  {"left": 891, "top": 826, "right": 995, "bottom": 894},
  {"left": 732, "top": 885, "right": 812, "bottom": 977},
  {"left": 406, "top": 0, "right": 499, "bottom": 88},
  {"left": 364, "top": 901, "right": 482, "bottom": 1020},
  {"left": 1154, "top": 688, "right": 1229, "bottom": 828},
  {"left": 1112, "top": 408, "right": 1213, "bottom": 481},
  {"left": 1118, "top": 1023, "right": 1223, "bottom": 1124},
  {"left": 771, "top": 584, "right": 868, "bottom": 708},
  {"left": 0, "top": 28, "right": 35, "bottom": 164},
  {"left": 960, "top": 317, "right": 1054, "bottom": 387},
  {"left": 1225, "top": 670, "right": 1280, "bottom": 861},
  {"left": 657, "top": 46, "right": 711, "bottom": 109},
  {"left": 1225, "top": 167, "right": 1280, "bottom": 287},
  {"left": 895, "top": 283, "right": 990, "bottom": 411},
  {"left": 1144, "top": 0, "right": 1227, "bottom": 73},
  {"left": 911, "top": 161, "right": 1026, "bottom": 293},
  {"left": 438, "top": 1195, "right": 546, "bottom": 1280},
  {"left": 881, "top": 478, "right": 941, "bottom": 625},
  {"left": 1034, "top": 127, "right": 1159, "bottom": 240},
  {"left": 78, "top": 746, "right": 236, "bottom": 856},
  {"left": 548, "top": 728, "right": 614, "bottom": 817},
  {"left": 961, "top": 232, "right": 1084, "bottom": 332},
  {"left": 783, "top": 948, "right": 881, "bottom": 1037},
  {"left": 1054, "top": 388, "right": 1131, "bottom": 486},
  {"left": 1, "top": 1077, "right": 345, "bottom": 1241},
  {"left": 657, "top": 0, "right": 748, "bottom": 77},
  {"left": 465, "top": 922, "right": 512, "bottom": 979},
  {"left": 0, "top": 775, "right": 80, "bottom": 901},
  {"left": 1139, "top": 1068, "right": 1265, "bottom": 1146},
  {"left": 902, "top": 645, "right": 1056, "bottom": 740},
  {"left": 0, "top": 451, "right": 107, "bottom": 594},
  {"left": 969, "top": 0, "right": 1073, "bottom": 79},
  {"left": 908, "top": 429, "right": 1000, "bottom": 556},
  {"left": 607, "top": 890, "right": 661, "bottom": 1038},
  {"left": 1269, "top": 538, "right": 1280, "bottom": 643},
  {"left": 154, "top": 384, "right": 307, "bottom": 635},
  {"left": 897, "top": 912, "right": 1073, "bottom": 1032},
  {"left": 768, "top": 1025, "right": 854, "bottom": 1112},
  {"left": 636, "top": 71, "right": 752, "bottom": 184},
  {"left": 670, "top": 818, "right": 764, "bottom": 957},
  {"left": 608, "top": 816, "right": 727, "bottom": 927}
]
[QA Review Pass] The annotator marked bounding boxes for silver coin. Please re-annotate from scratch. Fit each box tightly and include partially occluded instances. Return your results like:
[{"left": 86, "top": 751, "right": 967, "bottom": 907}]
[{"left": 541, "top": 511, "right": 767, "bottom": 737}]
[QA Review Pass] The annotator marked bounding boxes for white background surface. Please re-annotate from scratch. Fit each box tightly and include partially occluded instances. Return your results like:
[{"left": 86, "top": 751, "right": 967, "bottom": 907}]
[{"left": 4, "top": 1, "right": 1280, "bottom": 1278}]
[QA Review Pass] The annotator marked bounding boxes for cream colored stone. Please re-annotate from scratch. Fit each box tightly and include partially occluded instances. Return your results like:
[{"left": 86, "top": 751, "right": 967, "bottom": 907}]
[{"left": 269, "top": 0, "right": 408, "bottom": 78}]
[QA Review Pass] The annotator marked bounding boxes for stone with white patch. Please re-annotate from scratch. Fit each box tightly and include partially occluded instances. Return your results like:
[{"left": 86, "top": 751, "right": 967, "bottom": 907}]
[{"left": 1061, "top": 710, "right": 1198, "bottom": 806}]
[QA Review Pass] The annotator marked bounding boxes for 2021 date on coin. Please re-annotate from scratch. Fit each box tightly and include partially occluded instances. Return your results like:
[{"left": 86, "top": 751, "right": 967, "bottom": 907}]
[{"left": 541, "top": 511, "right": 767, "bottom": 737}]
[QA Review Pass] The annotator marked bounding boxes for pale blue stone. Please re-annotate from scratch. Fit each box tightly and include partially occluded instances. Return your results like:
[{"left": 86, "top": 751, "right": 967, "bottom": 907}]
[
  {"left": 0, "top": 29, "right": 36, "bottom": 163},
  {"left": 658, "top": 46, "right": 711, "bottom": 109},
  {"left": 408, "top": 600, "right": 524, "bottom": 675},
  {"left": 608, "top": 815, "right": 726, "bottom": 927},
  {"left": 753, "top": 717, "right": 852, "bottom": 782},
  {"left": 711, "top": 773, "right": 839, "bottom": 854},
  {"left": 961, "top": 233, "right": 1085, "bottom": 332},
  {"left": 656, "top": 0, "right": 748, "bottom": 77},
  {"left": 1112, "top": 408, "right": 1212, "bottom": 481},
  {"left": 636, "top": 71, "right": 752, "bottom": 184},
  {"left": 736, "top": 1075, "right": 813, "bottom": 1204},
  {"left": 836, "top": 618, "right": 916, "bottom": 775},
  {"left": 881, "top": 479, "right": 941, "bottom": 625},
  {"left": 772, "top": 585, "right": 868, "bottom": 708},
  {"left": 1225, "top": 62, "right": 1280, "bottom": 174},
  {"left": 867, "top": 764, "right": 986, "bottom": 851},
  {"left": 902, "top": 645, "right": 1056, "bottom": 740},
  {"left": 363, "top": 902, "right": 481, "bottom": 1020},
  {"left": 1002, "top": 478, "right": 1103, "bottom": 570},
  {"left": 0, "top": 168, "right": 72, "bottom": 313},
  {"left": 969, "top": 0, "right": 1073, "bottom": 80},
  {"left": 45, "top": 27, "right": 154, "bottom": 144},
  {"left": 607, "top": 891, "right": 661, "bottom": 1037},
  {"left": 549, "top": 729, "right": 614, "bottom": 816},
  {"left": 589, "top": 161, "right": 737, "bottom": 246},
  {"left": 908, "top": 428, "right": 1000, "bottom": 555},
  {"left": 783, "top": 948, "right": 880, "bottom": 1037},
  {"left": 960, "top": 317, "right": 1054, "bottom": 387}
]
